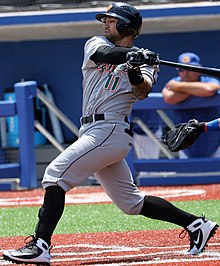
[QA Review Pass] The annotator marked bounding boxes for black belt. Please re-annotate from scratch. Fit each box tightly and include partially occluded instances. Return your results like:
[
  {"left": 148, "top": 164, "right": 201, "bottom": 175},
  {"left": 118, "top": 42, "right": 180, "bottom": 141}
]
[
  {"left": 125, "top": 122, "right": 134, "bottom": 137},
  {"left": 81, "top": 114, "right": 129, "bottom": 125}
]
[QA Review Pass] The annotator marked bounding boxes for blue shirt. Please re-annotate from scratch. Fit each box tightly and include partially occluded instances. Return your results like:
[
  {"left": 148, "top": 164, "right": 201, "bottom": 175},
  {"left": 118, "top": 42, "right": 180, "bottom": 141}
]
[{"left": 170, "top": 75, "right": 220, "bottom": 157}]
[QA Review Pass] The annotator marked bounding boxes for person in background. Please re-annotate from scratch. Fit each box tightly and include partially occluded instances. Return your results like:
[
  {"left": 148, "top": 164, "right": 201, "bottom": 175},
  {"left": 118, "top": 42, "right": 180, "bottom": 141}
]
[{"left": 162, "top": 52, "right": 220, "bottom": 158}]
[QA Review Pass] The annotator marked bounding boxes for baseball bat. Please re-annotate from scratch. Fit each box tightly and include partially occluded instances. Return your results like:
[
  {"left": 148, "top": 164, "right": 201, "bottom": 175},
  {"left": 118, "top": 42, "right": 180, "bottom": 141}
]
[{"left": 159, "top": 59, "right": 220, "bottom": 78}]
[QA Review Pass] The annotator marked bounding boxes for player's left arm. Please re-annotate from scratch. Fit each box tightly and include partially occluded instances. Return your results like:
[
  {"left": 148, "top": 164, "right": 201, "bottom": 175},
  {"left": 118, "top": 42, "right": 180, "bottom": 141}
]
[
  {"left": 202, "top": 118, "right": 220, "bottom": 132},
  {"left": 90, "top": 45, "right": 159, "bottom": 99},
  {"left": 126, "top": 50, "right": 159, "bottom": 100},
  {"left": 131, "top": 78, "right": 153, "bottom": 100},
  {"left": 182, "top": 118, "right": 220, "bottom": 133},
  {"left": 129, "top": 67, "right": 160, "bottom": 100}
]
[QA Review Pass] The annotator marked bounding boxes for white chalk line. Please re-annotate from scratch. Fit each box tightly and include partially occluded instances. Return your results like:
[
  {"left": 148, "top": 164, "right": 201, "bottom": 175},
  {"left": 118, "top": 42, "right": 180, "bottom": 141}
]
[
  {"left": 1, "top": 243, "right": 219, "bottom": 254},
  {"left": 50, "top": 251, "right": 220, "bottom": 264},
  {"left": 53, "top": 242, "right": 220, "bottom": 250},
  {"left": 51, "top": 243, "right": 220, "bottom": 264},
  {"left": 89, "top": 257, "right": 220, "bottom": 266},
  {"left": 0, "top": 243, "right": 219, "bottom": 265}
]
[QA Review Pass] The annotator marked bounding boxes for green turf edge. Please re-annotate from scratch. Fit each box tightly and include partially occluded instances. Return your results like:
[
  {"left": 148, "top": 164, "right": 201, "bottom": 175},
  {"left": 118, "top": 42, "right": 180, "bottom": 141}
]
[{"left": 0, "top": 200, "right": 219, "bottom": 237}]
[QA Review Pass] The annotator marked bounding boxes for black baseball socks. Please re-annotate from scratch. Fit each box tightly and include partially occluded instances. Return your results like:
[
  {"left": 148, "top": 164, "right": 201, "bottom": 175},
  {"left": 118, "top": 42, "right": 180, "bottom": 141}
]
[
  {"left": 140, "top": 195, "right": 198, "bottom": 228},
  {"left": 35, "top": 186, "right": 65, "bottom": 246}
]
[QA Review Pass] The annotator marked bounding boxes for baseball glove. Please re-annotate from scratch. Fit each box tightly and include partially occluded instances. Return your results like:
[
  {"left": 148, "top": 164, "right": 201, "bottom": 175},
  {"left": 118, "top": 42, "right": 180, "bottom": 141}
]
[{"left": 162, "top": 119, "right": 204, "bottom": 152}]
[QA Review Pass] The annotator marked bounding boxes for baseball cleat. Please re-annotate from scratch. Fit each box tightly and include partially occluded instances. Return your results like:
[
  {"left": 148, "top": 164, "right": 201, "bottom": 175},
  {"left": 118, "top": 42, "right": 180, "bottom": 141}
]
[
  {"left": 2, "top": 236, "right": 51, "bottom": 265},
  {"left": 185, "top": 216, "right": 219, "bottom": 255}
]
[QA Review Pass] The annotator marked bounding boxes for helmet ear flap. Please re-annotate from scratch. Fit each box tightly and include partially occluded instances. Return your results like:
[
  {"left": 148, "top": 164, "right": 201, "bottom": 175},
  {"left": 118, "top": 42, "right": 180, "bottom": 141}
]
[{"left": 116, "top": 20, "right": 136, "bottom": 37}]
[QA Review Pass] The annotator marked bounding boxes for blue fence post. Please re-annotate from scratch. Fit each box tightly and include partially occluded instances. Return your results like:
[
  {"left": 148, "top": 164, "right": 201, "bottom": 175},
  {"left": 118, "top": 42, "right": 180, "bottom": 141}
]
[{"left": 14, "top": 81, "right": 37, "bottom": 188}]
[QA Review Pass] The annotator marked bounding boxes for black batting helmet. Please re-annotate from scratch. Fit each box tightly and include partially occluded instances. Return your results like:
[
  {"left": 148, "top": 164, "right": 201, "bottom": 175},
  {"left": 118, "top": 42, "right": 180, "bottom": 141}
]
[{"left": 96, "top": 2, "right": 142, "bottom": 38}]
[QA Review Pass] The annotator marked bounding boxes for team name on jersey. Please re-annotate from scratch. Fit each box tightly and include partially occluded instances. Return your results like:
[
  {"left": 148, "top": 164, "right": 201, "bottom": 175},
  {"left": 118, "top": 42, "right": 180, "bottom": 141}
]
[{"left": 97, "top": 63, "right": 127, "bottom": 74}]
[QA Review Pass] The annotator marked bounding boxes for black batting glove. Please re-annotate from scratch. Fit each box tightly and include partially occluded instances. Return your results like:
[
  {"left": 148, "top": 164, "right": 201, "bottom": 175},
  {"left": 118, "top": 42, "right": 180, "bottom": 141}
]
[
  {"left": 143, "top": 50, "right": 160, "bottom": 66},
  {"left": 126, "top": 49, "right": 159, "bottom": 68},
  {"left": 126, "top": 50, "right": 146, "bottom": 68}
]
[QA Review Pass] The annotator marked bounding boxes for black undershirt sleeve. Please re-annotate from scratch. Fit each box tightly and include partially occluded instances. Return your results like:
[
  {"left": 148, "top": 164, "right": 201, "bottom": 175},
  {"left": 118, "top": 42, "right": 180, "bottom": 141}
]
[
  {"left": 90, "top": 45, "right": 133, "bottom": 65},
  {"left": 90, "top": 45, "right": 144, "bottom": 87}
]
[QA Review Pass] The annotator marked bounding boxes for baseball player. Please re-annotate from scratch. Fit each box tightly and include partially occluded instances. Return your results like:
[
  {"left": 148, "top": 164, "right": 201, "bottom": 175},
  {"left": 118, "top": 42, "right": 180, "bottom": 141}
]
[{"left": 3, "top": 2, "right": 218, "bottom": 265}]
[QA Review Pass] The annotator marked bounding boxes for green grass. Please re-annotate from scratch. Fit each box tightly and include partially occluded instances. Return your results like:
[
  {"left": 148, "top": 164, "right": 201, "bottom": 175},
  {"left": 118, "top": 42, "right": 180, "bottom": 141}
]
[{"left": 0, "top": 200, "right": 219, "bottom": 237}]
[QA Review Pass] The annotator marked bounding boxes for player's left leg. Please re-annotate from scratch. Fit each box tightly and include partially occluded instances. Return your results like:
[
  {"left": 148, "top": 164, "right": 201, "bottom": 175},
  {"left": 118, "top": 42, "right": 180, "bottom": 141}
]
[
  {"left": 95, "top": 159, "right": 145, "bottom": 215},
  {"left": 95, "top": 160, "right": 218, "bottom": 255},
  {"left": 140, "top": 195, "right": 218, "bottom": 254}
]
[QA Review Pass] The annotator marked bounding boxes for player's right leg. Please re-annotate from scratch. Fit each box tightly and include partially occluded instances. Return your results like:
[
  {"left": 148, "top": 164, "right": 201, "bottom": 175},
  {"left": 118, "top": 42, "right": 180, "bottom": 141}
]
[
  {"left": 2, "top": 185, "right": 65, "bottom": 265},
  {"left": 3, "top": 122, "right": 132, "bottom": 265},
  {"left": 2, "top": 131, "right": 102, "bottom": 265},
  {"left": 3, "top": 237, "right": 51, "bottom": 265}
]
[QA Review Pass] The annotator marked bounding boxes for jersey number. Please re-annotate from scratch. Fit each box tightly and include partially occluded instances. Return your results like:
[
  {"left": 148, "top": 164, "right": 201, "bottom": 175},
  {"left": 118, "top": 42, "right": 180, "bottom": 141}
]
[{"left": 104, "top": 74, "right": 121, "bottom": 93}]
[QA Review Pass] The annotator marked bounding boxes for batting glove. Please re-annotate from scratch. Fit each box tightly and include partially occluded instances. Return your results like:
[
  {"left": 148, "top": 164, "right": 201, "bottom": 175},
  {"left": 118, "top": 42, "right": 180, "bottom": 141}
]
[
  {"left": 126, "top": 49, "right": 159, "bottom": 68},
  {"left": 143, "top": 50, "right": 160, "bottom": 66},
  {"left": 126, "top": 50, "right": 146, "bottom": 68}
]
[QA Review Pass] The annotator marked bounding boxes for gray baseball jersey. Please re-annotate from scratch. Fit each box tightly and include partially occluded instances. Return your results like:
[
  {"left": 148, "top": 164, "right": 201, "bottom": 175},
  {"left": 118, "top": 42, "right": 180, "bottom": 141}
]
[
  {"left": 82, "top": 35, "right": 157, "bottom": 117},
  {"left": 42, "top": 35, "right": 158, "bottom": 215}
]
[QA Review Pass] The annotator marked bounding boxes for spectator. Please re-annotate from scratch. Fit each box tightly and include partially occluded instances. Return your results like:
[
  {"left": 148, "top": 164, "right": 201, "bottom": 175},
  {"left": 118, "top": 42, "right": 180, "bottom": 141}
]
[{"left": 162, "top": 52, "right": 220, "bottom": 158}]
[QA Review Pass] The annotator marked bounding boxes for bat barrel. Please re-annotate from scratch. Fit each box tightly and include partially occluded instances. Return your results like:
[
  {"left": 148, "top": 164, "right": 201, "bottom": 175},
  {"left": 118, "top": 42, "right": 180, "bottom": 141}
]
[{"left": 159, "top": 59, "right": 220, "bottom": 78}]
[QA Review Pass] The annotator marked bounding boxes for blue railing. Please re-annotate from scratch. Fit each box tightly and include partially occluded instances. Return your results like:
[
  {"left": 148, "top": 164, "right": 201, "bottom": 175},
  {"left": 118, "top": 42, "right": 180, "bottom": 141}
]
[
  {"left": 1, "top": 82, "right": 220, "bottom": 188},
  {"left": 128, "top": 92, "right": 220, "bottom": 186},
  {"left": 0, "top": 81, "right": 37, "bottom": 189}
]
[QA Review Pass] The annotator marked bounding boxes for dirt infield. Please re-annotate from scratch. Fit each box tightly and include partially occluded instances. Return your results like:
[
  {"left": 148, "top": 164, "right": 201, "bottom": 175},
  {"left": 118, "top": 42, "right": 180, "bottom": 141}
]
[
  {"left": 0, "top": 184, "right": 220, "bottom": 207},
  {"left": 0, "top": 184, "right": 219, "bottom": 265},
  {"left": 1, "top": 229, "right": 219, "bottom": 265}
]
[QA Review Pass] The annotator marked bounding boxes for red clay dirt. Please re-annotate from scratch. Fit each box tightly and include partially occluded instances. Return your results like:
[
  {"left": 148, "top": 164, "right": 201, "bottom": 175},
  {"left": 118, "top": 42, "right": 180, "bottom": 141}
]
[
  {"left": 0, "top": 184, "right": 220, "bottom": 207},
  {"left": 0, "top": 184, "right": 219, "bottom": 265}
]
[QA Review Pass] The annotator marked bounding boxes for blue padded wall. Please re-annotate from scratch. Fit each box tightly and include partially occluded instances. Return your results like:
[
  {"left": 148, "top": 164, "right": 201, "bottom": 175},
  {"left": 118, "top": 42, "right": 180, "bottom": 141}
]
[{"left": 0, "top": 30, "right": 219, "bottom": 141}]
